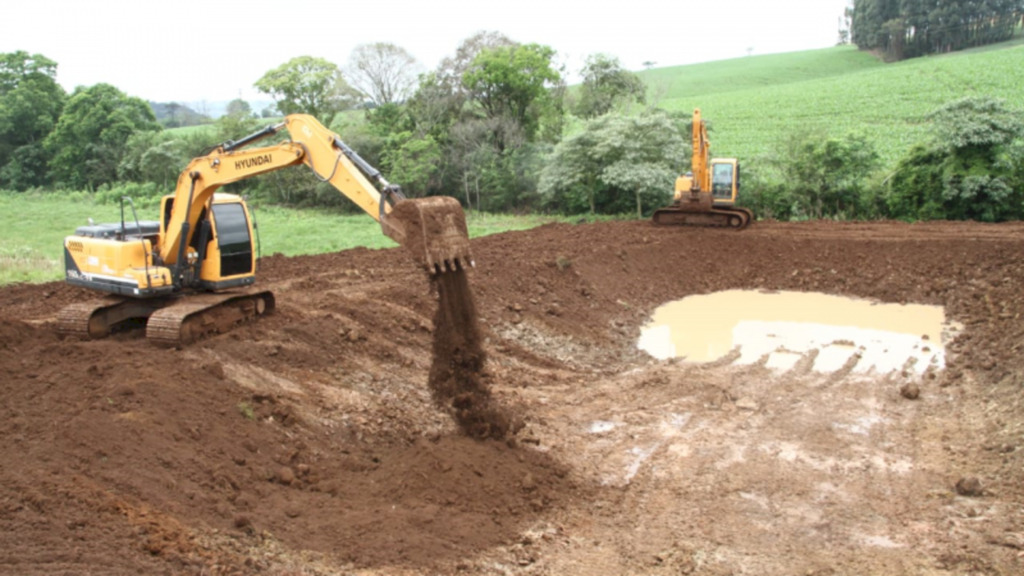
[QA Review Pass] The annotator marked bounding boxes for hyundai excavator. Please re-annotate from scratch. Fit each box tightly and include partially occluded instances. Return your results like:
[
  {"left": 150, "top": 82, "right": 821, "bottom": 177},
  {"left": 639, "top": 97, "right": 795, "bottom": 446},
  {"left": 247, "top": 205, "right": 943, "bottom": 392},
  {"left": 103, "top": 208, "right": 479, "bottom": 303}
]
[
  {"left": 652, "top": 108, "right": 753, "bottom": 229},
  {"left": 59, "top": 114, "right": 472, "bottom": 345}
]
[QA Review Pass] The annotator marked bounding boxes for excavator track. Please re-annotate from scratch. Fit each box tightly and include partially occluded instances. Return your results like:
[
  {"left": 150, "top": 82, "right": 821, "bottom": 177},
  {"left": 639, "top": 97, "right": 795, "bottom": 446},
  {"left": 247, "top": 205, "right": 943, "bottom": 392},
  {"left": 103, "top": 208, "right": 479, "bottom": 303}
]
[
  {"left": 57, "top": 289, "right": 275, "bottom": 345},
  {"left": 145, "top": 290, "right": 275, "bottom": 346},
  {"left": 651, "top": 205, "right": 753, "bottom": 229},
  {"left": 57, "top": 297, "right": 164, "bottom": 339}
]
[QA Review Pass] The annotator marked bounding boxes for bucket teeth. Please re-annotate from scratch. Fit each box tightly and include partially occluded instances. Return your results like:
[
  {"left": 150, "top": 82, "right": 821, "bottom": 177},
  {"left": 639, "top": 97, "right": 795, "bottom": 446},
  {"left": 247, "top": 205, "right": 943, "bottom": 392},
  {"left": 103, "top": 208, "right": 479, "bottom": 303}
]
[{"left": 430, "top": 256, "right": 476, "bottom": 276}]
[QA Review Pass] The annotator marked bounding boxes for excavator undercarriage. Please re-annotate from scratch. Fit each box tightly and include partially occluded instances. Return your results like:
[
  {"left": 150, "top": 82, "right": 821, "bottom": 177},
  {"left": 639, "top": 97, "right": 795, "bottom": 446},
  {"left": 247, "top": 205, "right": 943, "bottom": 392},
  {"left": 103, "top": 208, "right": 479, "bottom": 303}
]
[
  {"left": 57, "top": 289, "right": 275, "bottom": 346},
  {"left": 651, "top": 204, "right": 754, "bottom": 229}
]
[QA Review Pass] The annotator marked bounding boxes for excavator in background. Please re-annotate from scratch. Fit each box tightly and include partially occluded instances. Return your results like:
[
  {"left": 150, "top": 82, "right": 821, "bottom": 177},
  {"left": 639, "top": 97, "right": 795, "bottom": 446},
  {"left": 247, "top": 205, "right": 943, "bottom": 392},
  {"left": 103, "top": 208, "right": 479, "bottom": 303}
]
[
  {"left": 59, "top": 114, "right": 473, "bottom": 345},
  {"left": 652, "top": 108, "right": 753, "bottom": 229}
]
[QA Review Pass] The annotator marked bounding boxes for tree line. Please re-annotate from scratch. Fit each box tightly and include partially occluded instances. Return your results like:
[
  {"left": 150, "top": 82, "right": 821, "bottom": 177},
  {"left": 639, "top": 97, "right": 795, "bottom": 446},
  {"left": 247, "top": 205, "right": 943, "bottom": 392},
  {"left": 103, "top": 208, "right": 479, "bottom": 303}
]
[
  {"left": 850, "top": 0, "right": 1023, "bottom": 61},
  {"left": 1, "top": 30, "right": 1023, "bottom": 223}
]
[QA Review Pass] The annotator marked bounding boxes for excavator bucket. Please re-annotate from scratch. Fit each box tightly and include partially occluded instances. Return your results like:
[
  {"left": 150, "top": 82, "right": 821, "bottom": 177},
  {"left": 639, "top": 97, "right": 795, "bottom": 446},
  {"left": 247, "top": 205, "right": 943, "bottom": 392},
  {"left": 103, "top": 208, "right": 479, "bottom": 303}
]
[{"left": 381, "top": 196, "right": 474, "bottom": 275}]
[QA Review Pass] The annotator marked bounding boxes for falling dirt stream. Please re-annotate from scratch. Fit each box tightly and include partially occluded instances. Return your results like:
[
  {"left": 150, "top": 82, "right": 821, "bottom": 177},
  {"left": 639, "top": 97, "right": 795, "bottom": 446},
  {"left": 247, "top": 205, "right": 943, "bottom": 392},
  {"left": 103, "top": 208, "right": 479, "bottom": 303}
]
[{"left": 428, "top": 267, "right": 516, "bottom": 439}]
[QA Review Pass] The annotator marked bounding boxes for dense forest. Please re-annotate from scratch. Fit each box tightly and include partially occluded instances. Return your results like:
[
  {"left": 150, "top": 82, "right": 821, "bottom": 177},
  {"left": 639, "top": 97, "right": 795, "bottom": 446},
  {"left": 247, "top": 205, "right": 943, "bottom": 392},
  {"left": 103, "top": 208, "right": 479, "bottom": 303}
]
[
  {"left": 851, "top": 0, "right": 1024, "bottom": 60},
  {"left": 1, "top": 13, "right": 1023, "bottom": 222}
]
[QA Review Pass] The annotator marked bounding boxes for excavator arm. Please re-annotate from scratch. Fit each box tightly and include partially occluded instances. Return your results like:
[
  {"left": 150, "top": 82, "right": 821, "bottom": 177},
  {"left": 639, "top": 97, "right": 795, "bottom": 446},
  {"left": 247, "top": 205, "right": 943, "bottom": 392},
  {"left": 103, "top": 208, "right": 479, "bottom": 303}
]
[
  {"left": 159, "top": 140, "right": 305, "bottom": 267},
  {"left": 691, "top": 109, "right": 711, "bottom": 194},
  {"left": 279, "top": 115, "right": 473, "bottom": 274},
  {"left": 160, "top": 114, "right": 472, "bottom": 275}
]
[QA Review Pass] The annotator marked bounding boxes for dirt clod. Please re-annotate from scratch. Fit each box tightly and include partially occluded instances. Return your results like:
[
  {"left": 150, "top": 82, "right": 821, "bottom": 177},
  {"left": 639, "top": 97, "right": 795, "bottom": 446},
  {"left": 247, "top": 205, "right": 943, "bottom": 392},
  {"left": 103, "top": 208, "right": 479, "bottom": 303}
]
[
  {"left": 276, "top": 467, "right": 296, "bottom": 486},
  {"left": 956, "top": 476, "right": 984, "bottom": 497},
  {"left": 900, "top": 382, "right": 921, "bottom": 400}
]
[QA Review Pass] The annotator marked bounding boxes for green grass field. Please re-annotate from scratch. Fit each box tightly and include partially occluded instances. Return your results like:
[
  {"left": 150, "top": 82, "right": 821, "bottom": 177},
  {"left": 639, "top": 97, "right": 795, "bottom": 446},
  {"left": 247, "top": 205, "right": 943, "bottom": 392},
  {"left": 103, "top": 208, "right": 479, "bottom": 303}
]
[
  {"left": 642, "top": 41, "right": 1024, "bottom": 165},
  {"left": 0, "top": 192, "right": 576, "bottom": 286}
]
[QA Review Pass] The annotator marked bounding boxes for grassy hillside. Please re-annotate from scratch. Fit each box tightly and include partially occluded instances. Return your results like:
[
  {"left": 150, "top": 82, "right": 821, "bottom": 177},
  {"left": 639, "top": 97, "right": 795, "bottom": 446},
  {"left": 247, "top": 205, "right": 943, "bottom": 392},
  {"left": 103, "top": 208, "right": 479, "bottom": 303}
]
[
  {"left": 641, "top": 47, "right": 886, "bottom": 100},
  {"left": 642, "top": 41, "right": 1024, "bottom": 166}
]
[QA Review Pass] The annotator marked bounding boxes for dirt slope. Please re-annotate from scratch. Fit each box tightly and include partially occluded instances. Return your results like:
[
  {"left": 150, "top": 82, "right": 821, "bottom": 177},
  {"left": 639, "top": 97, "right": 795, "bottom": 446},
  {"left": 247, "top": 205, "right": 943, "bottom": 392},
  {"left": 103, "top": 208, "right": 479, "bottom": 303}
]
[{"left": 1, "top": 220, "right": 1023, "bottom": 575}]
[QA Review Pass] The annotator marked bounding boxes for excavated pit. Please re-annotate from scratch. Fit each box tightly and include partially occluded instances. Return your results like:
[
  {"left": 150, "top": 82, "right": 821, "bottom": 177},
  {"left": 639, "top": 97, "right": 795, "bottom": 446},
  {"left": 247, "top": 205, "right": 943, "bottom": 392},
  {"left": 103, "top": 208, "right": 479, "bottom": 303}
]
[{"left": 2, "top": 219, "right": 1024, "bottom": 575}]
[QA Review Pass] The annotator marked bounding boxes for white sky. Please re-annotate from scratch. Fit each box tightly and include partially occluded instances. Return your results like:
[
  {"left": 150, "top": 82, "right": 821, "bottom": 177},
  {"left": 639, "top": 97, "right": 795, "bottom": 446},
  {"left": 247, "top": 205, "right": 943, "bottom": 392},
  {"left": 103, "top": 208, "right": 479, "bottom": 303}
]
[{"left": 5, "top": 0, "right": 849, "bottom": 105}]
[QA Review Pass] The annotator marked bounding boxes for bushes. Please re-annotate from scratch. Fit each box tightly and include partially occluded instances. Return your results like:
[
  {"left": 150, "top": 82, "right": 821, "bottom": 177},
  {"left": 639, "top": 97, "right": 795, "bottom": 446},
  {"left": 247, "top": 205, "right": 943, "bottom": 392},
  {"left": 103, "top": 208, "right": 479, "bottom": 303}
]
[
  {"left": 742, "top": 132, "right": 882, "bottom": 221},
  {"left": 93, "top": 181, "right": 166, "bottom": 210},
  {"left": 884, "top": 97, "right": 1024, "bottom": 222}
]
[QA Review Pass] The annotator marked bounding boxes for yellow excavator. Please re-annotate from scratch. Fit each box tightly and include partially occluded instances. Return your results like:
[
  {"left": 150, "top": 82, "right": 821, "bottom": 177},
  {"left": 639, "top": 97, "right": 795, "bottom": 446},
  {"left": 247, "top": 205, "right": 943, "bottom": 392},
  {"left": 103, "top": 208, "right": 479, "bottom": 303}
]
[
  {"left": 59, "top": 114, "right": 472, "bottom": 345},
  {"left": 652, "top": 108, "right": 753, "bottom": 229}
]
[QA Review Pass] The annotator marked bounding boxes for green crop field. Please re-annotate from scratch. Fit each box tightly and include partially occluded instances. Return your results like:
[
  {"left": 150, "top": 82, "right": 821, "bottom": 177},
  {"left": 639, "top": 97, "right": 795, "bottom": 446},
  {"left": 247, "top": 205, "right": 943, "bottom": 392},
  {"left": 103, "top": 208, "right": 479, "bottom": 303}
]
[{"left": 643, "top": 40, "right": 1024, "bottom": 165}]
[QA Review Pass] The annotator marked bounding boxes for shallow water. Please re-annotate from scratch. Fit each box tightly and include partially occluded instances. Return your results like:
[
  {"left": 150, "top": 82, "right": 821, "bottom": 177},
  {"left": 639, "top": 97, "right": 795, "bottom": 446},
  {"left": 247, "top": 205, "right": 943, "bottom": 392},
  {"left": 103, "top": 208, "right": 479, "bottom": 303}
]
[{"left": 638, "top": 290, "right": 960, "bottom": 375}]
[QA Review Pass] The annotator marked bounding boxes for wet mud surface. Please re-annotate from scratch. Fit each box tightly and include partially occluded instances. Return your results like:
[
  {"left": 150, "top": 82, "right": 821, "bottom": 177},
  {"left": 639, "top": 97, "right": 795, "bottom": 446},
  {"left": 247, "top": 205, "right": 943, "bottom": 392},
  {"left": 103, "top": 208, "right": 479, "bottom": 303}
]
[{"left": 2, "top": 219, "right": 1024, "bottom": 574}]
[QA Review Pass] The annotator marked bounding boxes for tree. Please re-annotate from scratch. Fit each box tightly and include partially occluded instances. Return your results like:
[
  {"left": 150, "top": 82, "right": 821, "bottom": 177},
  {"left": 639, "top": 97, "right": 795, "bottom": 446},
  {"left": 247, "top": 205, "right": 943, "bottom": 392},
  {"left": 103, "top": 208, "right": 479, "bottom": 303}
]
[
  {"left": 436, "top": 31, "right": 516, "bottom": 93},
  {"left": 0, "top": 51, "right": 66, "bottom": 189},
  {"left": 927, "top": 96, "right": 1024, "bottom": 152},
  {"left": 783, "top": 132, "right": 880, "bottom": 219},
  {"left": 597, "top": 113, "right": 685, "bottom": 217},
  {"left": 381, "top": 131, "right": 441, "bottom": 197},
  {"left": 217, "top": 98, "right": 262, "bottom": 143},
  {"left": 44, "top": 83, "right": 160, "bottom": 190},
  {"left": 0, "top": 143, "right": 50, "bottom": 191},
  {"left": 254, "top": 56, "right": 359, "bottom": 127},
  {"left": 736, "top": 159, "right": 796, "bottom": 221},
  {"left": 346, "top": 43, "right": 422, "bottom": 106},
  {"left": 225, "top": 98, "right": 252, "bottom": 118},
  {"left": 462, "top": 43, "right": 564, "bottom": 146},
  {"left": 851, "top": 0, "right": 1023, "bottom": 60},
  {"left": 405, "top": 71, "right": 461, "bottom": 143},
  {"left": 540, "top": 111, "right": 685, "bottom": 216},
  {"left": 574, "top": 54, "right": 646, "bottom": 119},
  {"left": 448, "top": 116, "right": 527, "bottom": 211}
]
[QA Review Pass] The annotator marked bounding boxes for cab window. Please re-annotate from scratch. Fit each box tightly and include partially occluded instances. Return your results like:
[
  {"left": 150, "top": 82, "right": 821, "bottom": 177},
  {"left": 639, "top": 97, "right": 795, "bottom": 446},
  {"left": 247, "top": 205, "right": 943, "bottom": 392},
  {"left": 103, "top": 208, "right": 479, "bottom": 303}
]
[{"left": 711, "top": 163, "right": 735, "bottom": 200}]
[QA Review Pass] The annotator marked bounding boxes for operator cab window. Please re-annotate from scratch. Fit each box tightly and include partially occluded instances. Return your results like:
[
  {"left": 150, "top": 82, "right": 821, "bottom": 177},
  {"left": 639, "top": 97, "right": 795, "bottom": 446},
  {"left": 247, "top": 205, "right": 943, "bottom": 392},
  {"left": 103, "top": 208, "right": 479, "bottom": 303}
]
[
  {"left": 211, "top": 203, "right": 253, "bottom": 276},
  {"left": 711, "top": 163, "right": 735, "bottom": 200}
]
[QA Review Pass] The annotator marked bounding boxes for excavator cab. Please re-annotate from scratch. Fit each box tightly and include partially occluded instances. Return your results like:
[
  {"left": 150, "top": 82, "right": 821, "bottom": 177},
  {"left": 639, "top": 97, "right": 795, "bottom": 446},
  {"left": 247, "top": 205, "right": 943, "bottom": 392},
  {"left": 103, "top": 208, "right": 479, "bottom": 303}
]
[{"left": 710, "top": 160, "right": 739, "bottom": 203}]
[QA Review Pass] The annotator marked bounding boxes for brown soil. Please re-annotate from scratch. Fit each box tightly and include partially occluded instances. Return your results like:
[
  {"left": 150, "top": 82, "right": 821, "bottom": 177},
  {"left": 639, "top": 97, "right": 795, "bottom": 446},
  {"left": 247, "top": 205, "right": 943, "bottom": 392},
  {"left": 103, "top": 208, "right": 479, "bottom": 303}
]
[{"left": 2, "top": 219, "right": 1024, "bottom": 575}]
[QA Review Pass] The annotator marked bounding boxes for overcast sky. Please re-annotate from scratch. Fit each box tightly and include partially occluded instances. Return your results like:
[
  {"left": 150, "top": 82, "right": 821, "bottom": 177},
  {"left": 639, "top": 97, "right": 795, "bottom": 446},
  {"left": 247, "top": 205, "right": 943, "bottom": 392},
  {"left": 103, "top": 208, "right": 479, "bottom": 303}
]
[{"left": 5, "top": 0, "right": 850, "bottom": 105}]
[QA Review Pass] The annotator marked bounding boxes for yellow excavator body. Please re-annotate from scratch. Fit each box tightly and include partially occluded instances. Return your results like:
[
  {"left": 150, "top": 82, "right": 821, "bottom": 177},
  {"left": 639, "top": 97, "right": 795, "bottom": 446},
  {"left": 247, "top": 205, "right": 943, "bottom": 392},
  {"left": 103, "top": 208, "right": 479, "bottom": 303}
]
[
  {"left": 652, "top": 109, "right": 752, "bottom": 229},
  {"left": 60, "top": 115, "right": 472, "bottom": 344}
]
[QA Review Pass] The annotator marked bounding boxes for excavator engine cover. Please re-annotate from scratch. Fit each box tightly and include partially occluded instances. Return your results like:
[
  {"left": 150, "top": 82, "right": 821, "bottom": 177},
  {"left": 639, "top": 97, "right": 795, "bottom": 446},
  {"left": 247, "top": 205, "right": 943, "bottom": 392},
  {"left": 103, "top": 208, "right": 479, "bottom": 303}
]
[{"left": 382, "top": 196, "right": 473, "bottom": 275}]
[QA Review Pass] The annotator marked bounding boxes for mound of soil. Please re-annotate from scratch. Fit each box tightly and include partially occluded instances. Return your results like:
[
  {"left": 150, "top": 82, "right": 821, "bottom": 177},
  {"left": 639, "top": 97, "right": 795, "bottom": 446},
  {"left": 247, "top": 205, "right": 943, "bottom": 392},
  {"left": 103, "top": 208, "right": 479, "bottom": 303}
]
[{"left": 2, "top": 219, "right": 1023, "bottom": 575}]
